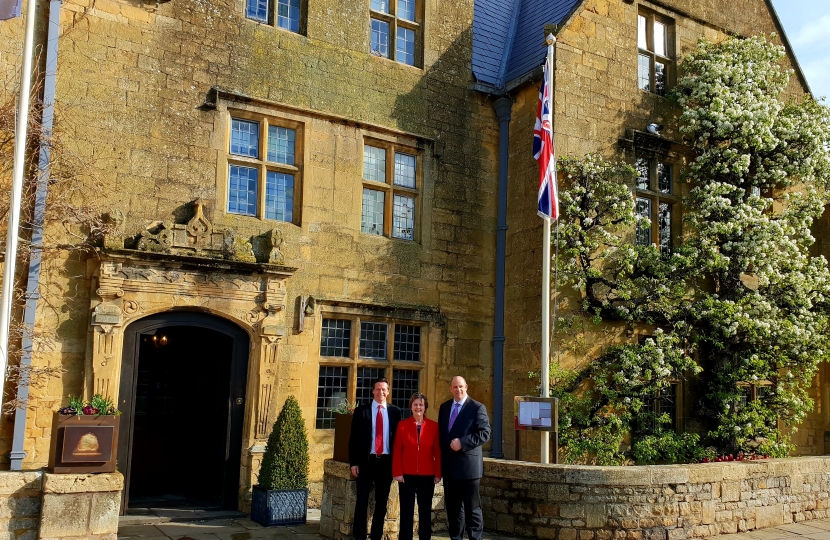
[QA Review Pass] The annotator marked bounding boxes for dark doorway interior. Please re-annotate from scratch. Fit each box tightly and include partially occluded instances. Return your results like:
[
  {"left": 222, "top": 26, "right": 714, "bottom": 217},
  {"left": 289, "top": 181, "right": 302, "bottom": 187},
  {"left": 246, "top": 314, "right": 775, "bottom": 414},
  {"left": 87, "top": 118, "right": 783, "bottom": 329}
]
[{"left": 127, "top": 325, "right": 234, "bottom": 508}]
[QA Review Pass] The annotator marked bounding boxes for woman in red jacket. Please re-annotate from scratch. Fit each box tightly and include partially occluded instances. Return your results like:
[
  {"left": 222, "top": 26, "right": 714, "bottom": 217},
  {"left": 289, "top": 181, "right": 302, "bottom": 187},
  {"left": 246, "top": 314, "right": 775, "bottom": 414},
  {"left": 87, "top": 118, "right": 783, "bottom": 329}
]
[{"left": 392, "top": 392, "right": 441, "bottom": 540}]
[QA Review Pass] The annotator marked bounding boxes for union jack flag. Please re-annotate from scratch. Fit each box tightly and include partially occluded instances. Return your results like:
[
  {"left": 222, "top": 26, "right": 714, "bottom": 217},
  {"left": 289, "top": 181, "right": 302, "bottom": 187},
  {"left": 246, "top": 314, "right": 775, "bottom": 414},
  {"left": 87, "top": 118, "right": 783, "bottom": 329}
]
[{"left": 532, "top": 46, "right": 558, "bottom": 221}]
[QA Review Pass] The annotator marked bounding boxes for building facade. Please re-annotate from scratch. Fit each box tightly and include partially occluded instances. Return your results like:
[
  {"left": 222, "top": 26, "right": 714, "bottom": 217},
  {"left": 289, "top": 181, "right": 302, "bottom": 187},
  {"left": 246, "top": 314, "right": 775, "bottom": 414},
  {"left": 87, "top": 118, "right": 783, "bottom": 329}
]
[{"left": 0, "top": 0, "right": 827, "bottom": 511}]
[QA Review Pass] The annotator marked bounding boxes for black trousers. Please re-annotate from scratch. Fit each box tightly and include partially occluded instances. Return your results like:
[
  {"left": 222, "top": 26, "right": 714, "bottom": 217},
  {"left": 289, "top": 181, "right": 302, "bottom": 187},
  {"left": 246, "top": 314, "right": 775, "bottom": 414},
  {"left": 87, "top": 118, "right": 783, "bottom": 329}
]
[
  {"left": 398, "top": 475, "right": 435, "bottom": 540},
  {"left": 443, "top": 478, "right": 483, "bottom": 540},
  {"left": 353, "top": 455, "right": 393, "bottom": 540}
]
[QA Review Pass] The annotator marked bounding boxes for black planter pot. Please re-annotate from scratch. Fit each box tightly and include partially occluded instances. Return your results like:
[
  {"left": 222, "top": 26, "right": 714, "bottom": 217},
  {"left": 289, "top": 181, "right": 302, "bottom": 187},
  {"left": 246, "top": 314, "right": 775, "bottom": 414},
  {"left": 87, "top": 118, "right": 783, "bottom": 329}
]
[{"left": 251, "top": 485, "right": 308, "bottom": 526}]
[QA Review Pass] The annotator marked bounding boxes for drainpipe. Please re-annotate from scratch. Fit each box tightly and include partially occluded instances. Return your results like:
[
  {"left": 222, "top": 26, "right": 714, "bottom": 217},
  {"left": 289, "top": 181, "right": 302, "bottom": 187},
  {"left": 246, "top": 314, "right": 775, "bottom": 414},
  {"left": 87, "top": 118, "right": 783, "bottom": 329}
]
[
  {"left": 490, "top": 96, "right": 512, "bottom": 459},
  {"left": 10, "top": 0, "right": 61, "bottom": 470}
]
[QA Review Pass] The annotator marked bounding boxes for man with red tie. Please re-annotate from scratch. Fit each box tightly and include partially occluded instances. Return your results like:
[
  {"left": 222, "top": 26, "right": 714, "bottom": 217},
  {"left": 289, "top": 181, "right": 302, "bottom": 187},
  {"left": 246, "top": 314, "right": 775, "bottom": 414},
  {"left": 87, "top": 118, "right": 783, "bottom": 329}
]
[
  {"left": 349, "top": 377, "right": 402, "bottom": 540},
  {"left": 438, "top": 376, "right": 491, "bottom": 540}
]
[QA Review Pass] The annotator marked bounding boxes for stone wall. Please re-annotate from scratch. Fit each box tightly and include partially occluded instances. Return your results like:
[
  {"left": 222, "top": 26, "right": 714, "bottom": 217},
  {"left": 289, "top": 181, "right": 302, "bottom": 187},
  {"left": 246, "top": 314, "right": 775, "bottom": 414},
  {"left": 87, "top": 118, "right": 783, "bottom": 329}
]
[
  {"left": 320, "top": 459, "right": 446, "bottom": 540},
  {"left": 38, "top": 472, "right": 122, "bottom": 540},
  {"left": 0, "top": 471, "right": 121, "bottom": 540},
  {"left": 0, "top": 472, "right": 43, "bottom": 540},
  {"left": 480, "top": 457, "right": 830, "bottom": 540}
]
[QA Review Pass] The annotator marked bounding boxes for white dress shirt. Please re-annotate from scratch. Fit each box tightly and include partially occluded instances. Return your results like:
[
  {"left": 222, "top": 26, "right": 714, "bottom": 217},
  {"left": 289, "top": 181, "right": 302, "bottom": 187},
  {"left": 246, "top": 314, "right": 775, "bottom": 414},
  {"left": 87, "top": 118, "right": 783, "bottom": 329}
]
[{"left": 370, "top": 400, "right": 390, "bottom": 455}]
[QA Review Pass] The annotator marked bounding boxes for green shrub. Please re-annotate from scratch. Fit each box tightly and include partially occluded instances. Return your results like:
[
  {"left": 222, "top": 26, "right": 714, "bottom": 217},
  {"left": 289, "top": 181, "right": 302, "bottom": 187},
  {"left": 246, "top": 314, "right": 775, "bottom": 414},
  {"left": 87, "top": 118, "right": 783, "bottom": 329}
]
[{"left": 258, "top": 395, "right": 309, "bottom": 490}]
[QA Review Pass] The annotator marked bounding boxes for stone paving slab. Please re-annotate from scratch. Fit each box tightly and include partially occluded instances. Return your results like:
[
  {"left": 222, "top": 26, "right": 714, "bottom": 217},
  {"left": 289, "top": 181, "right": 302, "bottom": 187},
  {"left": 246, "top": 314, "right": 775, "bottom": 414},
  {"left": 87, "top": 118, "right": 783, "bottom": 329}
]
[
  {"left": 711, "top": 518, "right": 830, "bottom": 540},
  {"left": 120, "top": 513, "right": 830, "bottom": 540}
]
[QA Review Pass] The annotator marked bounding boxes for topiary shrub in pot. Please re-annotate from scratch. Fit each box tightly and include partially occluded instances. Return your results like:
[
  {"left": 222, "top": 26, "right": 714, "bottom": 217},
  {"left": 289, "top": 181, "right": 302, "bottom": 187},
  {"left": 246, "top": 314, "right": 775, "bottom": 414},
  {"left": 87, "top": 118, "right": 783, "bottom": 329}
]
[{"left": 251, "top": 395, "right": 309, "bottom": 526}]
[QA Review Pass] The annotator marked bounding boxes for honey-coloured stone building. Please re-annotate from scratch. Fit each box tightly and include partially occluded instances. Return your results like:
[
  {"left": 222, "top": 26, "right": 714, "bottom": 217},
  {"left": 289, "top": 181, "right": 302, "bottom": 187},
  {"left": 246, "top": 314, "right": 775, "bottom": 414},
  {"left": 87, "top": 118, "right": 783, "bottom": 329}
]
[{"left": 0, "top": 0, "right": 827, "bottom": 513}]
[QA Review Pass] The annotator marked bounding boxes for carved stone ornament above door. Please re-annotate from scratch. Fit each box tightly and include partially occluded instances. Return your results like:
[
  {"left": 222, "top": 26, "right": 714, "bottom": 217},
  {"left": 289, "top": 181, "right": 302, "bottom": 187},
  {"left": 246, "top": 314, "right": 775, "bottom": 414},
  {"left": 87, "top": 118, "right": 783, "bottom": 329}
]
[{"left": 88, "top": 200, "right": 297, "bottom": 444}]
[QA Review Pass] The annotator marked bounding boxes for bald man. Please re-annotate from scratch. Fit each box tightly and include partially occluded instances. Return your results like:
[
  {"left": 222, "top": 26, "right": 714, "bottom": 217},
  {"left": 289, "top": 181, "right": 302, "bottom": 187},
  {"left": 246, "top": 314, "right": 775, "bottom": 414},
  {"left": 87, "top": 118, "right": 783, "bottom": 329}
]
[{"left": 437, "top": 376, "right": 491, "bottom": 540}]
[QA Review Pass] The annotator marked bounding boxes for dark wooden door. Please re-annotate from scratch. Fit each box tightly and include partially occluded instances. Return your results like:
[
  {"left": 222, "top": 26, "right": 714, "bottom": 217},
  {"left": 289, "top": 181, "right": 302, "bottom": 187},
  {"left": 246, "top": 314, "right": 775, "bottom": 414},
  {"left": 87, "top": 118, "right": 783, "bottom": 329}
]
[{"left": 118, "top": 311, "right": 250, "bottom": 513}]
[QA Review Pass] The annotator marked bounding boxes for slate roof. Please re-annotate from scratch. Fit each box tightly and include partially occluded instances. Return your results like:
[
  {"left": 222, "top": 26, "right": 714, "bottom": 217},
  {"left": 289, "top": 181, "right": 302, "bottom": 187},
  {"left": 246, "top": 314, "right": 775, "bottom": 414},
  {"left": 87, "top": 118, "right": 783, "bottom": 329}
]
[{"left": 472, "top": 0, "right": 582, "bottom": 89}]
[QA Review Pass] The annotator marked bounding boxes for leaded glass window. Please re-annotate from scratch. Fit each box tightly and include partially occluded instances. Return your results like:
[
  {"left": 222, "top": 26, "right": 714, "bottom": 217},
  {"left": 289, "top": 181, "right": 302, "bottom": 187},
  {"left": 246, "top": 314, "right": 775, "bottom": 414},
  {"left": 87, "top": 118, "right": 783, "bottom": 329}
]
[
  {"left": 398, "top": 0, "right": 415, "bottom": 21},
  {"left": 362, "top": 188, "right": 385, "bottom": 235},
  {"left": 638, "top": 54, "right": 651, "bottom": 92},
  {"left": 231, "top": 119, "right": 259, "bottom": 157},
  {"left": 659, "top": 202, "right": 671, "bottom": 254},
  {"left": 392, "top": 369, "right": 420, "bottom": 419},
  {"left": 277, "top": 0, "right": 300, "bottom": 32},
  {"left": 265, "top": 171, "right": 294, "bottom": 222},
  {"left": 636, "top": 158, "right": 650, "bottom": 190},
  {"left": 316, "top": 366, "right": 349, "bottom": 429},
  {"left": 228, "top": 165, "right": 258, "bottom": 216},
  {"left": 636, "top": 197, "right": 652, "bottom": 246},
  {"left": 397, "top": 27, "right": 415, "bottom": 66},
  {"left": 369, "top": 0, "right": 419, "bottom": 66},
  {"left": 394, "top": 152, "right": 416, "bottom": 187},
  {"left": 657, "top": 161, "right": 672, "bottom": 193},
  {"left": 364, "top": 145, "right": 387, "bottom": 182},
  {"left": 394, "top": 325, "right": 421, "bottom": 362},
  {"left": 245, "top": 0, "right": 302, "bottom": 34},
  {"left": 392, "top": 194, "right": 415, "bottom": 240},
  {"left": 359, "top": 322, "right": 388, "bottom": 359},
  {"left": 267, "top": 126, "right": 295, "bottom": 165},
  {"left": 637, "top": 10, "right": 674, "bottom": 95},
  {"left": 225, "top": 115, "right": 302, "bottom": 223},
  {"left": 321, "top": 319, "right": 351, "bottom": 357},
  {"left": 357, "top": 367, "right": 386, "bottom": 405},
  {"left": 246, "top": 0, "right": 269, "bottom": 23},
  {"left": 314, "top": 317, "right": 426, "bottom": 431},
  {"left": 371, "top": 19, "right": 390, "bottom": 58}
]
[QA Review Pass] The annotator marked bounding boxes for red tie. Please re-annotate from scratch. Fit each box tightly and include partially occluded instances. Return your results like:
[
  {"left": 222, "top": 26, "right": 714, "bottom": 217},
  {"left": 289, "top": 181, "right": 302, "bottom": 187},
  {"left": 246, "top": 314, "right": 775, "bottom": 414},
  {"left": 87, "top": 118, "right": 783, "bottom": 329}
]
[{"left": 375, "top": 405, "right": 384, "bottom": 455}]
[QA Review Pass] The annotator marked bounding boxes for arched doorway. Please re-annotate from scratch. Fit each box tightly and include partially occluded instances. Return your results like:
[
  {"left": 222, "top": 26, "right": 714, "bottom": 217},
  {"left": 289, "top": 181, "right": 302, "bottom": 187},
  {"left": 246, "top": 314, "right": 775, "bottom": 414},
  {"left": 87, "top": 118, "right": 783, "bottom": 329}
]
[{"left": 117, "top": 311, "right": 250, "bottom": 512}]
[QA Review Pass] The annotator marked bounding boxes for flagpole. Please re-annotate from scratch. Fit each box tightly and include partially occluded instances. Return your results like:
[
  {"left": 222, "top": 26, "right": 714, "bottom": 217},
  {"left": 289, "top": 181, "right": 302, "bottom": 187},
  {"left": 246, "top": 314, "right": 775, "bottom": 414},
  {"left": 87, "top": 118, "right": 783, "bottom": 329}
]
[
  {"left": 0, "top": 0, "right": 38, "bottom": 413},
  {"left": 541, "top": 217, "right": 551, "bottom": 464},
  {"left": 540, "top": 33, "right": 556, "bottom": 465}
]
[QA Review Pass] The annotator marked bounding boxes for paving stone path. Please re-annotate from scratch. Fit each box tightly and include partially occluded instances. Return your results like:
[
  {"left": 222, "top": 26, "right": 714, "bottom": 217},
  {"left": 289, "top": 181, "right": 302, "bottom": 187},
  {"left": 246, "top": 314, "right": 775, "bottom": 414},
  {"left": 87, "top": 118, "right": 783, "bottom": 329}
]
[{"left": 118, "top": 511, "right": 830, "bottom": 540}]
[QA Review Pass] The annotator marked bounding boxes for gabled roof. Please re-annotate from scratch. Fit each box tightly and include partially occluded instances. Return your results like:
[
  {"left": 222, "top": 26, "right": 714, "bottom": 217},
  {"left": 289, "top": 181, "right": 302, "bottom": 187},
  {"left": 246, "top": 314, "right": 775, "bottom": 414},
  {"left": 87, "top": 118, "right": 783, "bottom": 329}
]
[
  {"left": 472, "top": 0, "right": 581, "bottom": 90},
  {"left": 472, "top": 0, "right": 813, "bottom": 98}
]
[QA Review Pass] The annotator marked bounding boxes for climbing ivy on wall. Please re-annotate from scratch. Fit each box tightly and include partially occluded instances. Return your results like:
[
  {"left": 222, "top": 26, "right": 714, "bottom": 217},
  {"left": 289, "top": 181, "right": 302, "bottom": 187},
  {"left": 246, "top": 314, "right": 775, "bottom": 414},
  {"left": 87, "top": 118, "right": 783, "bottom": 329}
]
[{"left": 552, "top": 35, "right": 830, "bottom": 464}]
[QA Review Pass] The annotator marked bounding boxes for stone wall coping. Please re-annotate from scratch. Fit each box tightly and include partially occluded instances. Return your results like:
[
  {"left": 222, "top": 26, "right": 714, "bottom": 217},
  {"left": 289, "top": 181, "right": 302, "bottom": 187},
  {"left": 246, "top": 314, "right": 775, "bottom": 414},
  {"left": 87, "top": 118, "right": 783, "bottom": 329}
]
[
  {"left": 325, "top": 459, "right": 353, "bottom": 479},
  {"left": 324, "top": 456, "right": 830, "bottom": 485},
  {"left": 42, "top": 472, "right": 124, "bottom": 494},
  {"left": 481, "top": 456, "right": 830, "bottom": 485},
  {"left": 0, "top": 471, "right": 43, "bottom": 495}
]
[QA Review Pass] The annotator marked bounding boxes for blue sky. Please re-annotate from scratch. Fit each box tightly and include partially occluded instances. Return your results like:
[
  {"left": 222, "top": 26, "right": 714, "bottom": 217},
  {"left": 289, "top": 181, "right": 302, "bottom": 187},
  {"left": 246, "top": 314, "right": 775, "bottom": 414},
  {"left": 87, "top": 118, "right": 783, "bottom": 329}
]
[{"left": 770, "top": 0, "right": 830, "bottom": 100}]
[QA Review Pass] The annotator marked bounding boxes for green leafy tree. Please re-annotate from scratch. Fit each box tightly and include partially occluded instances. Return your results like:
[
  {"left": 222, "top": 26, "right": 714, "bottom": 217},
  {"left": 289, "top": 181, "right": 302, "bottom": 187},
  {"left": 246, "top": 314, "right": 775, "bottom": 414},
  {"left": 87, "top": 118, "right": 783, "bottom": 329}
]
[{"left": 258, "top": 395, "right": 309, "bottom": 490}]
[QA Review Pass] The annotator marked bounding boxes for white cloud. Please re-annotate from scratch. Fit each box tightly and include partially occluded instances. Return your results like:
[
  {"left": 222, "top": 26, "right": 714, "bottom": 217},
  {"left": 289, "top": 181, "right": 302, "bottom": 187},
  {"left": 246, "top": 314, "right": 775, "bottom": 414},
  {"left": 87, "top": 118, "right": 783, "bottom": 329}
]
[
  {"left": 790, "top": 14, "right": 830, "bottom": 48},
  {"left": 800, "top": 56, "right": 830, "bottom": 100}
]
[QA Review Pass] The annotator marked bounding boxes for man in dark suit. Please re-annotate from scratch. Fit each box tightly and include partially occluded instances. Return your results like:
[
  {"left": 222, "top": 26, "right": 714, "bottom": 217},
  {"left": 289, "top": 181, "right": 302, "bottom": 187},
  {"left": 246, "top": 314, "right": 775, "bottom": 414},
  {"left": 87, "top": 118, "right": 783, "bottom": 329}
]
[
  {"left": 348, "top": 377, "right": 402, "bottom": 540},
  {"left": 438, "top": 376, "right": 491, "bottom": 540}
]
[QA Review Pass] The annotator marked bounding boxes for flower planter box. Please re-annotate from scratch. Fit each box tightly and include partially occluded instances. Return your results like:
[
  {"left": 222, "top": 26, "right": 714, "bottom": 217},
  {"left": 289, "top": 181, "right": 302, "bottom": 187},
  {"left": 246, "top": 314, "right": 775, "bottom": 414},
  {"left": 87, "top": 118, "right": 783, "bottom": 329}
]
[
  {"left": 332, "top": 413, "right": 352, "bottom": 463},
  {"left": 251, "top": 486, "right": 307, "bottom": 526},
  {"left": 47, "top": 412, "right": 120, "bottom": 473}
]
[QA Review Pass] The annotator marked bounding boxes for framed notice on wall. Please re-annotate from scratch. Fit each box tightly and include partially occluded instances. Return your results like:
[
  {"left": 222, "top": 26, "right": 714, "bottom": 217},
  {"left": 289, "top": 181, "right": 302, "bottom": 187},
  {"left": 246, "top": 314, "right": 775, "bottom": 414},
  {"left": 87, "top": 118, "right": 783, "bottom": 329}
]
[{"left": 514, "top": 396, "right": 558, "bottom": 432}]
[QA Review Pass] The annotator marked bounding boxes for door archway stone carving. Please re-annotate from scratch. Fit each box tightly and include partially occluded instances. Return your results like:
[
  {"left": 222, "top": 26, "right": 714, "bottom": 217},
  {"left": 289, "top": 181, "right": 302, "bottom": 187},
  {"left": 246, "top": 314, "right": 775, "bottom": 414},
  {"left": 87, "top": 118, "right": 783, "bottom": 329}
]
[{"left": 86, "top": 248, "right": 296, "bottom": 502}]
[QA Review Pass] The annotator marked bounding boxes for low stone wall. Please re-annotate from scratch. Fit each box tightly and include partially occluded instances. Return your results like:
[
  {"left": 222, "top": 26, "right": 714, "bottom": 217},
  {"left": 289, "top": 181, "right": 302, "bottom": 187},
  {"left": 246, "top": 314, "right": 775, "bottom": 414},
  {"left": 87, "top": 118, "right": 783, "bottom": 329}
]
[
  {"left": 38, "top": 473, "right": 123, "bottom": 540},
  {"left": 481, "top": 456, "right": 830, "bottom": 540},
  {"left": 0, "top": 472, "right": 43, "bottom": 540},
  {"left": 320, "top": 460, "right": 446, "bottom": 540},
  {"left": 0, "top": 471, "right": 122, "bottom": 540}
]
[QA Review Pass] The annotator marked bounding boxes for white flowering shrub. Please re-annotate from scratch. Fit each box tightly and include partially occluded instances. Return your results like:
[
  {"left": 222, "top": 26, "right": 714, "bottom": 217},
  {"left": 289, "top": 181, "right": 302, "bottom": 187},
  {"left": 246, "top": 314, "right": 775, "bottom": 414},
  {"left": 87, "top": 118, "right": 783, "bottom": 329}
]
[
  {"left": 675, "top": 35, "right": 830, "bottom": 456},
  {"left": 554, "top": 36, "right": 830, "bottom": 462}
]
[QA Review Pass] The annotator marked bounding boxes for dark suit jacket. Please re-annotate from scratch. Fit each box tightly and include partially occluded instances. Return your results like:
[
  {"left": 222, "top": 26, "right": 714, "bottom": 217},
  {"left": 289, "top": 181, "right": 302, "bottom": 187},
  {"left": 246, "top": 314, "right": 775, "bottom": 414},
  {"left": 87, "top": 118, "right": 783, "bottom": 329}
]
[
  {"left": 438, "top": 397, "right": 491, "bottom": 480},
  {"left": 348, "top": 401, "right": 402, "bottom": 468}
]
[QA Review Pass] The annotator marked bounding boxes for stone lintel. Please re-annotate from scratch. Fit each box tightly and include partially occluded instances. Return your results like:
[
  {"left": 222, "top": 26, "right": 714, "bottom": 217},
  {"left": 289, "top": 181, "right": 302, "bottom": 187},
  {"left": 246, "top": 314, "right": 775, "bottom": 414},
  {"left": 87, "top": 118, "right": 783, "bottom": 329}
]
[
  {"left": 101, "top": 248, "right": 298, "bottom": 278},
  {"left": 42, "top": 472, "right": 124, "bottom": 494}
]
